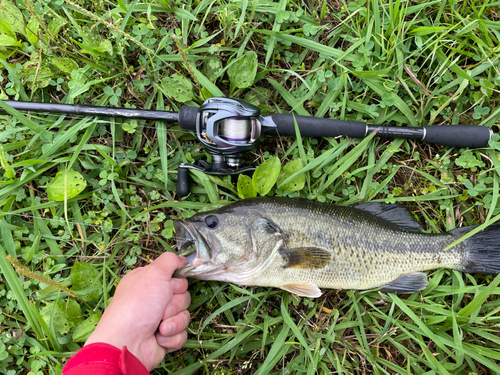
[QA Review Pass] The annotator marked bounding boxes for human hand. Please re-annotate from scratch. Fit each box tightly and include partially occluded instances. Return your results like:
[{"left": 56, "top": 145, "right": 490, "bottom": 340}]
[{"left": 85, "top": 252, "right": 191, "bottom": 371}]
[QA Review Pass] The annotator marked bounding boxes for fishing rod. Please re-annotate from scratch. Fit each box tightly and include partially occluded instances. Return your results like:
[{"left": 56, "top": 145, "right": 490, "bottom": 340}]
[{"left": 2, "top": 98, "right": 493, "bottom": 196}]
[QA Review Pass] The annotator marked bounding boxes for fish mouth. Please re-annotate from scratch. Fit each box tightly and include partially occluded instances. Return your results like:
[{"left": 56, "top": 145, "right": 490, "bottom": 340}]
[{"left": 173, "top": 220, "right": 225, "bottom": 278}]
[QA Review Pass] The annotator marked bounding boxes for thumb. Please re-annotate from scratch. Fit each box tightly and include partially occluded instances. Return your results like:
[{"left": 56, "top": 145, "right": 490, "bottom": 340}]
[{"left": 148, "top": 252, "right": 188, "bottom": 279}]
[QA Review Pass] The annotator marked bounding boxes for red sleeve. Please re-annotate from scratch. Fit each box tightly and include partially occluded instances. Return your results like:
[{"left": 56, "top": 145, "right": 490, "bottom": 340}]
[{"left": 63, "top": 342, "right": 149, "bottom": 375}]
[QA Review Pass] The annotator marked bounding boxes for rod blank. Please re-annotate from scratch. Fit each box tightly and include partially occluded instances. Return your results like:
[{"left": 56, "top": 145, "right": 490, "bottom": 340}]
[{"left": 3, "top": 101, "right": 179, "bottom": 122}]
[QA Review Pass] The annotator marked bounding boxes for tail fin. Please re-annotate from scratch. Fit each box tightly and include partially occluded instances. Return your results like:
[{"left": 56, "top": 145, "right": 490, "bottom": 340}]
[{"left": 452, "top": 223, "right": 500, "bottom": 274}]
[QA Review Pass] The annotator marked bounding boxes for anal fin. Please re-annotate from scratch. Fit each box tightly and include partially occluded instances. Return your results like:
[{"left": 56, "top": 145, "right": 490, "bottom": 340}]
[
  {"left": 378, "top": 272, "right": 428, "bottom": 293},
  {"left": 281, "top": 283, "right": 322, "bottom": 298}
]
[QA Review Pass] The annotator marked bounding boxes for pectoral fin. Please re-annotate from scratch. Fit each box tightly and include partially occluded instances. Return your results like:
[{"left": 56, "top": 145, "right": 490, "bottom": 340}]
[
  {"left": 378, "top": 272, "right": 428, "bottom": 293},
  {"left": 280, "top": 247, "right": 332, "bottom": 269},
  {"left": 281, "top": 283, "right": 322, "bottom": 298}
]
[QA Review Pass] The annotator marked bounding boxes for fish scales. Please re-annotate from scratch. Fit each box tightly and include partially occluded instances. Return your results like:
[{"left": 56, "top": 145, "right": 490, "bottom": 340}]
[
  {"left": 174, "top": 197, "right": 500, "bottom": 297},
  {"left": 243, "top": 198, "right": 463, "bottom": 290}
]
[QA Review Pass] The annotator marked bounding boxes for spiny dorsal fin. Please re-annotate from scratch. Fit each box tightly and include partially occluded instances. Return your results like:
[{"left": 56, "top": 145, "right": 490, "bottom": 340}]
[
  {"left": 281, "top": 283, "right": 322, "bottom": 298},
  {"left": 377, "top": 272, "right": 428, "bottom": 293},
  {"left": 280, "top": 247, "right": 332, "bottom": 269},
  {"left": 355, "top": 202, "right": 423, "bottom": 232}
]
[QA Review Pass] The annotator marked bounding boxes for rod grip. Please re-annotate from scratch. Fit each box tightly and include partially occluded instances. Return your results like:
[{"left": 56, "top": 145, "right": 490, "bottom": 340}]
[
  {"left": 178, "top": 106, "right": 198, "bottom": 130},
  {"left": 265, "top": 113, "right": 367, "bottom": 138},
  {"left": 423, "top": 125, "right": 492, "bottom": 148}
]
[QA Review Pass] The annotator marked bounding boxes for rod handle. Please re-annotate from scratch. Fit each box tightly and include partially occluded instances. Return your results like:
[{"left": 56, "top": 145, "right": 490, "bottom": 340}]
[
  {"left": 423, "top": 125, "right": 492, "bottom": 148},
  {"left": 263, "top": 113, "right": 367, "bottom": 138}
]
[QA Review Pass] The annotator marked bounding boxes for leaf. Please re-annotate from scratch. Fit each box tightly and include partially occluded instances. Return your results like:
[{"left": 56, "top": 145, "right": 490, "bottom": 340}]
[
  {"left": 52, "top": 57, "right": 79, "bottom": 74},
  {"left": 0, "top": 0, "right": 25, "bottom": 36},
  {"left": 96, "top": 40, "right": 113, "bottom": 55},
  {"left": 173, "top": 6, "right": 198, "bottom": 21},
  {"left": 189, "top": 64, "right": 225, "bottom": 97},
  {"left": 189, "top": 169, "right": 219, "bottom": 203},
  {"left": 48, "top": 17, "right": 67, "bottom": 37},
  {"left": 186, "top": 30, "right": 222, "bottom": 51},
  {"left": 71, "top": 262, "right": 101, "bottom": 302},
  {"left": 0, "top": 342, "right": 7, "bottom": 361},
  {"left": 253, "top": 29, "right": 357, "bottom": 62},
  {"left": 161, "top": 73, "right": 193, "bottom": 103},
  {"left": 40, "top": 298, "right": 84, "bottom": 335},
  {"left": 278, "top": 159, "right": 305, "bottom": 192},
  {"left": 252, "top": 156, "right": 281, "bottom": 196},
  {"left": 23, "top": 66, "right": 53, "bottom": 89},
  {"left": 0, "top": 19, "right": 15, "bottom": 38},
  {"left": 207, "top": 174, "right": 237, "bottom": 194},
  {"left": 40, "top": 130, "right": 53, "bottom": 143},
  {"left": 228, "top": 51, "right": 258, "bottom": 89},
  {"left": 0, "top": 34, "right": 21, "bottom": 47},
  {"left": 0, "top": 144, "right": 15, "bottom": 179},
  {"left": 26, "top": 17, "right": 39, "bottom": 46},
  {"left": 480, "top": 78, "right": 494, "bottom": 99},
  {"left": 237, "top": 174, "right": 257, "bottom": 199},
  {"left": 204, "top": 55, "right": 223, "bottom": 82},
  {"left": 73, "top": 312, "right": 102, "bottom": 342},
  {"left": 47, "top": 169, "right": 87, "bottom": 201}
]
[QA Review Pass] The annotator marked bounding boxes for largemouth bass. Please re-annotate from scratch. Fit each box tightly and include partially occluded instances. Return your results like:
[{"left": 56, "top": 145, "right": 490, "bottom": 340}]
[{"left": 173, "top": 197, "right": 500, "bottom": 298}]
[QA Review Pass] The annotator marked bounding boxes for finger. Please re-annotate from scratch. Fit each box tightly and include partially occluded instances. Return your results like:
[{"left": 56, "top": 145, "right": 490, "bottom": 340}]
[
  {"left": 156, "top": 330, "right": 188, "bottom": 352},
  {"left": 148, "top": 252, "right": 188, "bottom": 279},
  {"left": 159, "top": 310, "right": 191, "bottom": 337},
  {"left": 170, "top": 277, "right": 189, "bottom": 294},
  {"left": 161, "top": 292, "right": 191, "bottom": 321}
]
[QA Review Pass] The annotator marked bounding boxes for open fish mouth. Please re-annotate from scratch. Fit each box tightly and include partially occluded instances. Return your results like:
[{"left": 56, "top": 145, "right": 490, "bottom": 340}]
[
  {"left": 175, "top": 221, "right": 201, "bottom": 260},
  {"left": 173, "top": 220, "right": 224, "bottom": 278}
]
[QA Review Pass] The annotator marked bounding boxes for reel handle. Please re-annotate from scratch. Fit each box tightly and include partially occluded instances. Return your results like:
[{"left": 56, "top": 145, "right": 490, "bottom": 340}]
[{"left": 176, "top": 165, "right": 191, "bottom": 198}]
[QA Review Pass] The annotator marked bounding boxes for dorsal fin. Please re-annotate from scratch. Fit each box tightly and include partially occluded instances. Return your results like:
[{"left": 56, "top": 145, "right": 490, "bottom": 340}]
[
  {"left": 355, "top": 202, "right": 423, "bottom": 232},
  {"left": 280, "top": 247, "right": 332, "bottom": 269}
]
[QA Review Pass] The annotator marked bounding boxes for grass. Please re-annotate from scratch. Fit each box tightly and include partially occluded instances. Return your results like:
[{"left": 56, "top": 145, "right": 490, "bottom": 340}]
[{"left": 0, "top": 0, "right": 500, "bottom": 373}]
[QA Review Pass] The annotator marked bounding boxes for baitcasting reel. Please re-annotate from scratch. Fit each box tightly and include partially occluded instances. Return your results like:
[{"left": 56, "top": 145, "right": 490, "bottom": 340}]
[{"left": 175, "top": 98, "right": 275, "bottom": 197}]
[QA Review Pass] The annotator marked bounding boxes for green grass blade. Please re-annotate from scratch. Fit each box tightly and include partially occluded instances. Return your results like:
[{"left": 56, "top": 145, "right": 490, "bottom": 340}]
[
  {"left": 281, "top": 294, "right": 314, "bottom": 365},
  {"left": 0, "top": 245, "right": 45, "bottom": 341},
  {"left": 457, "top": 273, "right": 500, "bottom": 319},
  {"left": 255, "top": 324, "right": 291, "bottom": 374},
  {"left": 0, "top": 100, "right": 44, "bottom": 132}
]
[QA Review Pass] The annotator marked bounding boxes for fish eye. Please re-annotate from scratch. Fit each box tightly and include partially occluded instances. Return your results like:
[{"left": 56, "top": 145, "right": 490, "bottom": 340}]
[{"left": 205, "top": 215, "right": 219, "bottom": 229}]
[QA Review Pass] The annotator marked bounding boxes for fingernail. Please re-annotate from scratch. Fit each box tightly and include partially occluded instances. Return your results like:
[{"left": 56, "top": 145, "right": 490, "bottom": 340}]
[{"left": 164, "top": 321, "right": 176, "bottom": 336}]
